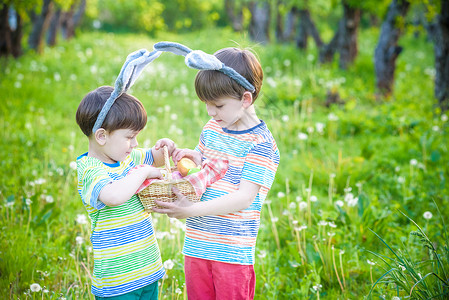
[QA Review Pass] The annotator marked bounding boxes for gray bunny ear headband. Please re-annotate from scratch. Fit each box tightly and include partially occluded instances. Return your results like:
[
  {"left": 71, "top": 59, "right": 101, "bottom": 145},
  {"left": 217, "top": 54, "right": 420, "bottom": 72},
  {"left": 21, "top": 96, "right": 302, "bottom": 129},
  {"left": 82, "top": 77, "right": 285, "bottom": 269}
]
[
  {"left": 93, "top": 42, "right": 255, "bottom": 133},
  {"left": 154, "top": 41, "right": 256, "bottom": 93},
  {"left": 92, "top": 49, "right": 161, "bottom": 133}
]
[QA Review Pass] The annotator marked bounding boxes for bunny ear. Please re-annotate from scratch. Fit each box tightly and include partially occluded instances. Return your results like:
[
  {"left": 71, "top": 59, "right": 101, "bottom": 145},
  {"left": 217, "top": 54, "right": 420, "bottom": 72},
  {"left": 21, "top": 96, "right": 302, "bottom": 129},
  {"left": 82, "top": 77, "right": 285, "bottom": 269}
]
[
  {"left": 116, "top": 49, "right": 162, "bottom": 93},
  {"left": 154, "top": 41, "right": 192, "bottom": 56},
  {"left": 185, "top": 50, "right": 223, "bottom": 70},
  {"left": 92, "top": 49, "right": 161, "bottom": 133}
]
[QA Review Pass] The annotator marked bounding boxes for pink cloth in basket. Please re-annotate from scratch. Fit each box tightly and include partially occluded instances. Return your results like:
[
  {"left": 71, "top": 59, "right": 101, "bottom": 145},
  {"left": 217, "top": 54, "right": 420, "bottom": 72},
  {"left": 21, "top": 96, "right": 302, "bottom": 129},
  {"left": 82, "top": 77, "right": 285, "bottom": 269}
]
[{"left": 130, "top": 158, "right": 228, "bottom": 196}]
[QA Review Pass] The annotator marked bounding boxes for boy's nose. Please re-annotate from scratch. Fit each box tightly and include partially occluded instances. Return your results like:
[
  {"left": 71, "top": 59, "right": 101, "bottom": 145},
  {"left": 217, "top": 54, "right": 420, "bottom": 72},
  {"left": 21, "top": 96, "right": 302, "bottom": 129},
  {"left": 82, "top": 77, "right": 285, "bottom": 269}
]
[{"left": 206, "top": 104, "right": 216, "bottom": 116}]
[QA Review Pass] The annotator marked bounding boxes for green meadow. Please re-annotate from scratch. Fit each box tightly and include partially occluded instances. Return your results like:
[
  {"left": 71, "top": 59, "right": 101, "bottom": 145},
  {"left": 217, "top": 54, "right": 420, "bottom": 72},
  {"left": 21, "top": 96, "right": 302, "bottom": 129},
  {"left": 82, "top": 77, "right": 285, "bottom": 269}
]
[{"left": 1, "top": 27, "right": 448, "bottom": 299}]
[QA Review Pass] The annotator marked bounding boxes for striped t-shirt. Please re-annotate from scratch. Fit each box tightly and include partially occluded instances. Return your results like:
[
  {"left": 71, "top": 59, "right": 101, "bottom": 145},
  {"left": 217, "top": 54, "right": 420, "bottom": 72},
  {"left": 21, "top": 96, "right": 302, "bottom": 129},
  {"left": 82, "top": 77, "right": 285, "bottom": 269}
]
[
  {"left": 183, "top": 119, "right": 280, "bottom": 265},
  {"left": 76, "top": 148, "right": 165, "bottom": 297}
]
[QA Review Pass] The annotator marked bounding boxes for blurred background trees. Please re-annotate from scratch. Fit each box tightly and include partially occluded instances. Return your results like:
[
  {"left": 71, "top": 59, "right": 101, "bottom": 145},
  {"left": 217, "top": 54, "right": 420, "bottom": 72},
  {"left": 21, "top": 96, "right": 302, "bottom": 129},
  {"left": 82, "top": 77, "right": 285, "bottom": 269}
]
[{"left": 0, "top": 0, "right": 448, "bottom": 111}]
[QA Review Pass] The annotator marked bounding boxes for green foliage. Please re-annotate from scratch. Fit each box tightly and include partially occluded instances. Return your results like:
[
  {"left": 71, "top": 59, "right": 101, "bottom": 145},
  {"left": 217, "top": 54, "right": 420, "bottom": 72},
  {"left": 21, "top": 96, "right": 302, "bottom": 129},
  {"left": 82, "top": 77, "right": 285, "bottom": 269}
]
[
  {"left": 368, "top": 209, "right": 449, "bottom": 299},
  {"left": 84, "top": 0, "right": 224, "bottom": 34},
  {"left": 162, "top": 0, "right": 223, "bottom": 32},
  {"left": 0, "top": 25, "right": 448, "bottom": 299},
  {"left": 95, "top": 0, "right": 165, "bottom": 33}
]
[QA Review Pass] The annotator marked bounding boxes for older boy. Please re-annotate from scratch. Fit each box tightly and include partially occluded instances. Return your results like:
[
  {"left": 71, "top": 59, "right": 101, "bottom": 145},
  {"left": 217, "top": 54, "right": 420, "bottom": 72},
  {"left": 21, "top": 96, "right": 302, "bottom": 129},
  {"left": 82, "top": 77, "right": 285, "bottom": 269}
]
[{"left": 154, "top": 47, "right": 280, "bottom": 299}]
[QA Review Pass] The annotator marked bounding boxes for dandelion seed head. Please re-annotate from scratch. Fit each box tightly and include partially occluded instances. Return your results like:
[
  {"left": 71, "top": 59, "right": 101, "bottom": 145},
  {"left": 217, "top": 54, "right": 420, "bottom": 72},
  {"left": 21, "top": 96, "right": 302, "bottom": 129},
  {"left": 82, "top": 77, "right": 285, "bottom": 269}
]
[
  {"left": 163, "top": 259, "right": 175, "bottom": 270},
  {"left": 423, "top": 211, "right": 433, "bottom": 220},
  {"left": 299, "top": 201, "right": 308, "bottom": 211},
  {"left": 315, "top": 122, "right": 325, "bottom": 134},
  {"left": 76, "top": 214, "right": 88, "bottom": 225},
  {"left": 367, "top": 259, "right": 376, "bottom": 266},
  {"left": 298, "top": 132, "right": 308, "bottom": 140},
  {"left": 410, "top": 159, "right": 418, "bottom": 166},
  {"left": 69, "top": 161, "right": 77, "bottom": 170},
  {"left": 318, "top": 220, "right": 328, "bottom": 226},
  {"left": 30, "top": 283, "right": 41, "bottom": 292},
  {"left": 45, "top": 195, "right": 54, "bottom": 203},
  {"left": 441, "top": 114, "right": 448, "bottom": 122},
  {"left": 75, "top": 236, "right": 84, "bottom": 245},
  {"left": 310, "top": 195, "right": 317, "bottom": 202},
  {"left": 258, "top": 250, "right": 267, "bottom": 258}
]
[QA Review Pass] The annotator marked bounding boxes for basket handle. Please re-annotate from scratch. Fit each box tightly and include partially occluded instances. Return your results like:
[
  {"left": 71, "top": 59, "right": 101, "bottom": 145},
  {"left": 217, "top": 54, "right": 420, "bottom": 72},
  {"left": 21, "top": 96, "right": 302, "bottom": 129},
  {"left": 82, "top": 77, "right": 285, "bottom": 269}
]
[{"left": 163, "top": 146, "right": 172, "bottom": 180}]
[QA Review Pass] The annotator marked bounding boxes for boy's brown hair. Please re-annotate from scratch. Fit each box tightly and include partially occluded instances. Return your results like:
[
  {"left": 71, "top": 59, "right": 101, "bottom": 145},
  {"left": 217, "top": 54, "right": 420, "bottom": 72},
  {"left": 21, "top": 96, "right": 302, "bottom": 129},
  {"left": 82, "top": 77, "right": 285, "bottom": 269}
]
[
  {"left": 76, "top": 86, "right": 147, "bottom": 137},
  {"left": 195, "top": 47, "right": 263, "bottom": 103}
]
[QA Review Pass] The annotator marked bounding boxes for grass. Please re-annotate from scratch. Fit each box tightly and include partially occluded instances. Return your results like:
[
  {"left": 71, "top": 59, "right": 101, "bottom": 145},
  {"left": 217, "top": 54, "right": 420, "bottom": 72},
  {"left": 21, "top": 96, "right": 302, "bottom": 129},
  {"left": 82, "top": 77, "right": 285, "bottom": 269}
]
[{"left": 0, "top": 26, "right": 448, "bottom": 299}]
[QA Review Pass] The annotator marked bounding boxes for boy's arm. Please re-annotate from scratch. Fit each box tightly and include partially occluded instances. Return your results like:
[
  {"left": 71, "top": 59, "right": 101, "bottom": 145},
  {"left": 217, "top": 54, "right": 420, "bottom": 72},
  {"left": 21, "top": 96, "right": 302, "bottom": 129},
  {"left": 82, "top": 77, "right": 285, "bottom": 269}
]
[
  {"left": 152, "top": 180, "right": 260, "bottom": 219},
  {"left": 99, "top": 165, "right": 162, "bottom": 207}
]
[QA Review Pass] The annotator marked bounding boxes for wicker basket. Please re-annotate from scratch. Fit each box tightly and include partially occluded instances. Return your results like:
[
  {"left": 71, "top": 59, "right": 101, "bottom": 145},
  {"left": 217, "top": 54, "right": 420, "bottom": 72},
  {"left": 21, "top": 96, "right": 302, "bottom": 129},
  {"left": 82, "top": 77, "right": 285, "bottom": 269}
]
[{"left": 138, "top": 146, "right": 200, "bottom": 212}]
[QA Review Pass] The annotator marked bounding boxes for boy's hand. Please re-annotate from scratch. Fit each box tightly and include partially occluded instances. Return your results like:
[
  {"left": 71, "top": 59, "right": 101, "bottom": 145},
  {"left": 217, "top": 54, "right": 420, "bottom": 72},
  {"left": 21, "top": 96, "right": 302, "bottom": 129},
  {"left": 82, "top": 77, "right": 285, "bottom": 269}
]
[
  {"left": 172, "top": 148, "right": 202, "bottom": 166},
  {"left": 152, "top": 187, "right": 195, "bottom": 219},
  {"left": 154, "top": 138, "right": 176, "bottom": 156},
  {"left": 144, "top": 165, "right": 163, "bottom": 179},
  {"left": 152, "top": 138, "right": 176, "bottom": 167}
]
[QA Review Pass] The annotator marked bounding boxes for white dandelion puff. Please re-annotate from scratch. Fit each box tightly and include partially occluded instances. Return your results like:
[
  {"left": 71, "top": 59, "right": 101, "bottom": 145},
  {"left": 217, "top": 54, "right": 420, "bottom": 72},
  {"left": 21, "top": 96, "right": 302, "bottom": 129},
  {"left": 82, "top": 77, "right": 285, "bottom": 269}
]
[
  {"left": 30, "top": 283, "right": 41, "bottom": 292},
  {"left": 423, "top": 211, "right": 433, "bottom": 220}
]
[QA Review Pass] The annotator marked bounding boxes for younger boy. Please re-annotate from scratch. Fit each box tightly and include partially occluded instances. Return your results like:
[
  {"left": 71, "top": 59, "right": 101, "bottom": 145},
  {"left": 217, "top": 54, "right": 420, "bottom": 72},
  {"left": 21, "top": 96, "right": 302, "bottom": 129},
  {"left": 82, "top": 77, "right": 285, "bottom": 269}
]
[
  {"left": 153, "top": 47, "right": 280, "bottom": 299},
  {"left": 76, "top": 85, "right": 175, "bottom": 299}
]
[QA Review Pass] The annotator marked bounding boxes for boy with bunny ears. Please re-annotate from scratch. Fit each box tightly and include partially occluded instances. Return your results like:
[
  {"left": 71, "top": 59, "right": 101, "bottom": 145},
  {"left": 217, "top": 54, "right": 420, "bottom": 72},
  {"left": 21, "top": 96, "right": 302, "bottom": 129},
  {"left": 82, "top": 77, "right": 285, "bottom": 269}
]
[{"left": 153, "top": 43, "right": 280, "bottom": 299}]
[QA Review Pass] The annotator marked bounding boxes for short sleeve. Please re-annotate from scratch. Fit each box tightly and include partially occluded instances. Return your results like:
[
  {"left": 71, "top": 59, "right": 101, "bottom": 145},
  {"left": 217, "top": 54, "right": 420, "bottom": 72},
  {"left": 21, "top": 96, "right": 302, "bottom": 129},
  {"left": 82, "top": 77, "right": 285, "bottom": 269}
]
[
  {"left": 130, "top": 148, "right": 154, "bottom": 165},
  {"left": 194, "top": 130, "right": 205, "bottom": 155},
  {"left": 77, "top": 160, "right": 112, "bottom": 210},
  {"left": 241, "top": 142, "right": 280, "bottom": 190}
]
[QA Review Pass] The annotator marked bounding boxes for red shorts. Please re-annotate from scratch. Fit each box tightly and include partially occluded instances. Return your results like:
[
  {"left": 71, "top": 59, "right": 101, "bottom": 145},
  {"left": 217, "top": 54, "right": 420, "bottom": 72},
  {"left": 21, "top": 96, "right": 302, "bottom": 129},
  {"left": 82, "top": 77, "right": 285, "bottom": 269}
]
[{"left": 184, "top": 256, "right": 256, "bottom": 299}]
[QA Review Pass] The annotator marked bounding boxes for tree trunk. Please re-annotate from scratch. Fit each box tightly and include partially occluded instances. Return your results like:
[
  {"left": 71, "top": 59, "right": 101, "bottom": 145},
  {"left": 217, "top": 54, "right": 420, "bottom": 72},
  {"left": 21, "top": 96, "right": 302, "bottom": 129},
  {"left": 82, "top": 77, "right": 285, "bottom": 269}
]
[
  {"left": 249, "top": 1, "right": 271, "bottom": 44},
  {"left": 28, "top": 0, "right": 53, "bottom": 53},
  {"left": 305, "top": 10, "right": 323, "bottom": 48},
  {"left": 11, "top": 9, "right": 23, "bottom": 57},
  {"left": 47, "top": 8, "right": 61, "bottom": 46},
  {"left": 61, "top": 0, "right": 86, "bottom": 40},
  {"left": 296, "top": 9, "right": 308, "bottom": 49},
  {"left": 60, "top": 4, "right": 75, "bottom": 40},
  {"left": 374, "top": 0, "right": 410, "bottom": 97},
  {"left": 319, "top": 19, "right": 342, "bottom": 63},
  {"left": 0, "top": 5, "right": 12, "bottom": 57},
  {"left": 283, "top": 6, "right": 298, "bottom": 42},
  {"left": 0, "top": 5, "right": 23, "bottom": 58},
  {"left": 338, "top": 2, "right": 360, "bottom": 69},
  {"left": 71, "top": 0, "right": 86, "bottom": 38},
  {"left": 428, "top": 0, "right": 449, "bottom": 111},
  {"left": 275, "top": 0, "right": 284, "bottom": 42},
  {"left": 224, "top": 0, "right": 243, "bottom": 32}
]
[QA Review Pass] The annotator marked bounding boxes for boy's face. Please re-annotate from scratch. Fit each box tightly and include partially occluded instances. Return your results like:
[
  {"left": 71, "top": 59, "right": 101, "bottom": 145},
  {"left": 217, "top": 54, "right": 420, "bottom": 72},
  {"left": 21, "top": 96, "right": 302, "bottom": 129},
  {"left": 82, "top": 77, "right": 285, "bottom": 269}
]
[
  {"left": 102, "top": 128, "right": 140, "bottom": 163},
  {"left": 205, "top": 97, "right": 245, "bottom": 130}
]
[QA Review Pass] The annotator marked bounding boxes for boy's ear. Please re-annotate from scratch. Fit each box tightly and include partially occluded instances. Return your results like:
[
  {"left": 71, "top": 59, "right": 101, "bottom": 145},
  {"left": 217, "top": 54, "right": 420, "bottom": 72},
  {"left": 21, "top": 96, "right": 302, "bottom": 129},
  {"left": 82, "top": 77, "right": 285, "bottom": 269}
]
[
  {"left": 242, "top": 91, "right": 253, "bottom": 108},
  {"left": 94, "top": 128, "right": 107, "bottom": 145}
]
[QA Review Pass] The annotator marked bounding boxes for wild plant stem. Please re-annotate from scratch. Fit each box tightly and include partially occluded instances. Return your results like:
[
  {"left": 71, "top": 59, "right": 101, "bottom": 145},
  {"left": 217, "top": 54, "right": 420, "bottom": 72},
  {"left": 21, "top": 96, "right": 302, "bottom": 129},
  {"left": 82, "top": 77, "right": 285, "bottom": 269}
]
[{"left": 332, "top": 246, "right": 345, "bottom": 293}]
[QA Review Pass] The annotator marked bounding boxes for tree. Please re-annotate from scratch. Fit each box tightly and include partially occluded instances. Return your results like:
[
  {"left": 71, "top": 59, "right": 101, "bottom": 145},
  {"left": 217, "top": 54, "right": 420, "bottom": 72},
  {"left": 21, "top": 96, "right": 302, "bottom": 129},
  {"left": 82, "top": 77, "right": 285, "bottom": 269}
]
[
  {"left": 28, "top": 0, "right": 54, "bottom": 53},
  {"left": 225, "top": 0, "right": 244, "bottom": 31},
  {"left": 248, "top": 0, "right": 271, "bottom": 44},
  {"left": 0, "top": 4, "right": 23, "bottom": 58},
  {"left": 319, "top": 0, "right": 361, "bottom": 69},
  {"left": 427, "top": 0, "right": 449, "bottom": 111},
  {"left": 374, "top": 0, "right": 410, "bottom": 97}
]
